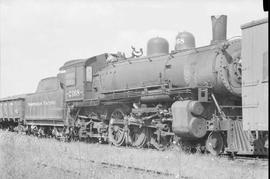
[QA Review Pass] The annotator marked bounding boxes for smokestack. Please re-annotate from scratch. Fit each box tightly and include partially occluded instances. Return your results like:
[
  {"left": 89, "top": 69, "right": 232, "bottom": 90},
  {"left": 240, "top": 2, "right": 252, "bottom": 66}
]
[{"left": 211, "top": 15, "right": 227, "bottom": 44}]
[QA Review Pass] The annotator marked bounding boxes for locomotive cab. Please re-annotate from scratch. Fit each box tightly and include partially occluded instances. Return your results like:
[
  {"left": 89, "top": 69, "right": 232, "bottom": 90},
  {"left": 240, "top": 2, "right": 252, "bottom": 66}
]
[
  {"left": 59, "top": 53, "right": 108, "bottom": 102},
  {"left": 60, "top": 59, "right": 86, "bottom": 101},
  {"left": 84, "top": 54, "right": 107, "bottom": 100}
]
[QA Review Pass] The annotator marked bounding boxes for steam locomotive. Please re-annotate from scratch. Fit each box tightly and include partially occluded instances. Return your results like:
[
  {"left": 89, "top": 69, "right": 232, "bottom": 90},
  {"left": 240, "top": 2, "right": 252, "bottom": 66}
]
[{"left": 0, "top": 15, "right": 268, "bottom": 156}]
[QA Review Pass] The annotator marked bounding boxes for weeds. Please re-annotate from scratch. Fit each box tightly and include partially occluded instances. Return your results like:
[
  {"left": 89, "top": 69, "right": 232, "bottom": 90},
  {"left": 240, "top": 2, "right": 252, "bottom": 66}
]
[{"left": 0, "top": 131, "right": 268, "bottom": 179}]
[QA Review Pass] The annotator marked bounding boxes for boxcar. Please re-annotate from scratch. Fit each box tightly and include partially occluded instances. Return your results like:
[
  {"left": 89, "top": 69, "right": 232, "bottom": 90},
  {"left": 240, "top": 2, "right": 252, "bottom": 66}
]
[
  {"left": 0, "top": 95, "right": 27, "bottom": 123},
  {"left": 241, "top": 18, "right": 268, "bottom": 131}
]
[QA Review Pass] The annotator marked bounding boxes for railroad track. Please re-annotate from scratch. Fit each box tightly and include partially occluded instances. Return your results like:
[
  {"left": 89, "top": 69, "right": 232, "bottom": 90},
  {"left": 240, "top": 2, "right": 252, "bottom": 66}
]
[
  {"left": 36, "top": 156, "right": 181, "bottom": 178},
  {"left": 36, "top": 162, "right": 81, "bottom": 176},
  {"left": 1, "top": 130, "right": 268, "bottom": 179},
  {"left": 113, "top": 143, "right": 269, "bottom": 163},
  {"left": 1, "top": 129, "right": 268, "bottom": 163},
  {"left": 220, "top": 154, "right": 269, "bottom": 162},
  {"left": 35, "top": 153, "right": 268, "bottom": 179},
  {"left": 218, "top": 153, "right": 268, "bottom": 168},
  {"left": 35, "top": 141, "right": 268, "bottom": 178},
  {"left": 69, "top": 156, "right": 179, "bottom": 178}
]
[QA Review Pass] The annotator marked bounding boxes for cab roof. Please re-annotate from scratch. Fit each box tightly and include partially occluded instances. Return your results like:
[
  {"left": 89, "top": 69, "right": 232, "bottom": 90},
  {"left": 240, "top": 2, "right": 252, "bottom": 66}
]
[
  {"left": 59, "top": 53, "right": 108, "bottom": 71},
  {"left": 59, "top": 59, "right": 87, "bottom": 70},
  {"left": 241, "top": 17, "right": 268, "bottom": 29}
]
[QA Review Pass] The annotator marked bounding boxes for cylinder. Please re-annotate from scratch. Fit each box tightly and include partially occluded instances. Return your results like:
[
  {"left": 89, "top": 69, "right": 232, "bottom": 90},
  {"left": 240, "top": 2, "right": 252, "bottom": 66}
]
[
  {"left": 147, "top": 37, "right": 169, "bottom": 56},
  {"left": 188, "top": 101, "right": 204, "bottom": 116},
  {"left": 211, "top": 15, "right": 227, "bottom": 44},
  {"left": 188, "top": 117, "right": 207, "bottom": 138}
]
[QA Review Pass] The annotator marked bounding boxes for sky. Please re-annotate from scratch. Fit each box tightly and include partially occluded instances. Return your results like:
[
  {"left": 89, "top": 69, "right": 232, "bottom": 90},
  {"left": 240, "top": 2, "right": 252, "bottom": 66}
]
[{"left": 0, "top": 0, "right": 267, "bottom": 98}]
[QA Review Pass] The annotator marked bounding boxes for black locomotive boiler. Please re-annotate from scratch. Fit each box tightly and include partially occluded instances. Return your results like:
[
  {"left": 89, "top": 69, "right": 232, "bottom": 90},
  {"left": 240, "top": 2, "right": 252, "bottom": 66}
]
[{"left": 0, "top": 15, "right": 268, "bottom": 156}]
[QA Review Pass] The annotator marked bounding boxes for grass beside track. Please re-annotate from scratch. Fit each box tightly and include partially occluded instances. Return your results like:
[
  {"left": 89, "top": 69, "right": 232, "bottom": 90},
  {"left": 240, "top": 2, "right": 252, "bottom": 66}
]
[{"left": 0, "top": 130, "right": 268, "bottom": 179}]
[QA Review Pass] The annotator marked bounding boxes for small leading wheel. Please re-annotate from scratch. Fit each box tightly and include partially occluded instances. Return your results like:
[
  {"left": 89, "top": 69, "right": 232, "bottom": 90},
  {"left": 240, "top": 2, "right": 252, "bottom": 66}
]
[
  {"left": 149, "top": 128, "right": 172, "bottom": 151},
  {"left": 206, "top": 131, "right": 224, "bottom": 156},
  {"left": 108, "top": 108, "right": 127, "bottom": 146},
  {"left": 129, "top": 126, "right": 149, "bottom": 148}
]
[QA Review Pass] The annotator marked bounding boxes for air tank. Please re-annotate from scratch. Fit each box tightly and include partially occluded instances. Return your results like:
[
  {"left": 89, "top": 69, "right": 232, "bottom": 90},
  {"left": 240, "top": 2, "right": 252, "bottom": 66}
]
[
  {"left": 175, "top": 31, "right": 196, "bottom": 51},
  {"left": 172, "top": 100, "right": 207, "bottom": 139},
  {"left": 147, "top": 37, "right": 169, "bottom": 56}
]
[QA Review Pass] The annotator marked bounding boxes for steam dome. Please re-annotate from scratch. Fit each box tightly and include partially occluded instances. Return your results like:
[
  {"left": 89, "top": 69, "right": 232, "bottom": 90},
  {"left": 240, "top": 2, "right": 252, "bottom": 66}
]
[{"left": 147, "top": 37, "right": 169, "bottom": 56}]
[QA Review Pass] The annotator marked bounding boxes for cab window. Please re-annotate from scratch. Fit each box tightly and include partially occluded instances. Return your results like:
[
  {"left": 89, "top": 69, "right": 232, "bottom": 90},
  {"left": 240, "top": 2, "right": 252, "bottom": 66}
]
[{"left": 65, "top": 71, "right": 76, "bottom": 86}]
